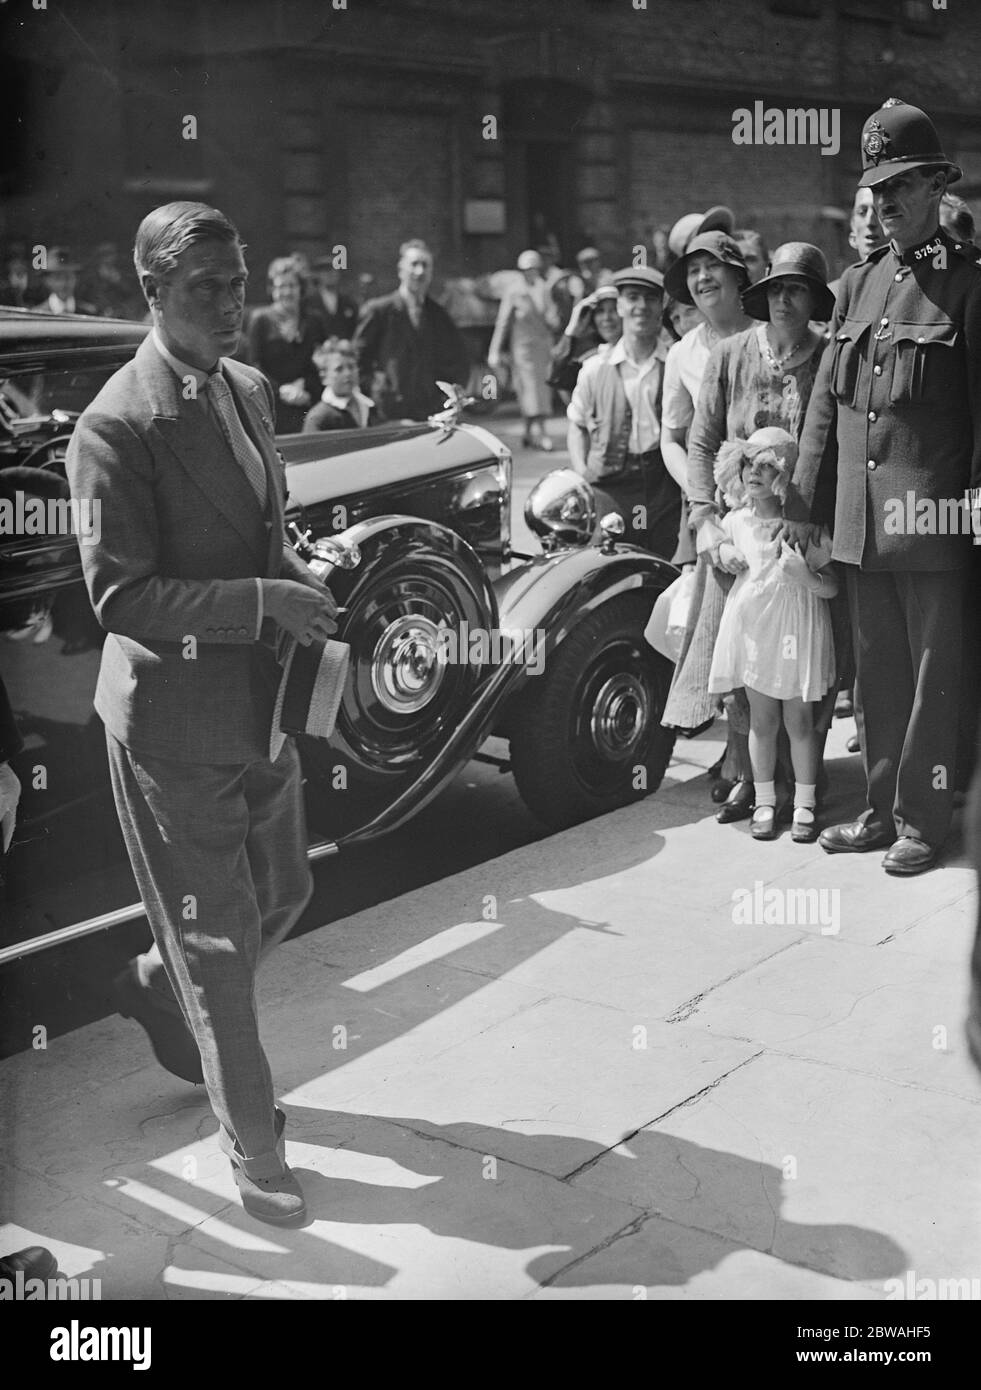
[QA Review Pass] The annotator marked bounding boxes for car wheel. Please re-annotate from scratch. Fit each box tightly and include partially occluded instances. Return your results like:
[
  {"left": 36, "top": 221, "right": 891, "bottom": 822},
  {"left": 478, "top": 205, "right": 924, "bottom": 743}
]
[
  {"left": 299, "top": 521, "right": 496, "bottom": 802},
  {"left": 509, "top": 593, "right": 676, "bottom": 830}
]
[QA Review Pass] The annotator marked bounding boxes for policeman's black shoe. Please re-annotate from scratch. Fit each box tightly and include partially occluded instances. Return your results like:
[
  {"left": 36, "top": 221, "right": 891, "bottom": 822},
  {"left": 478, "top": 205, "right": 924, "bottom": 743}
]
[
  {"left": 0, "top": 1247, "right": 58, "bottom": 1282},
  {"left": 846, "top": 733, "right": 861, "bottom": 754},
  {"left": 716, "top": 780, "right": 755, "bottom": 823},
  {"left": 882, "top": 837, "right": 938, "bottom": 876},
  {"left": 711, "top": 777, "right": 734, "bottom": 803},
  {"left": 819, "top": 819, "right": 894, "bottom": 854},
  {"left": 112, "top": 960, "right": 205, "bottom": 1085}
]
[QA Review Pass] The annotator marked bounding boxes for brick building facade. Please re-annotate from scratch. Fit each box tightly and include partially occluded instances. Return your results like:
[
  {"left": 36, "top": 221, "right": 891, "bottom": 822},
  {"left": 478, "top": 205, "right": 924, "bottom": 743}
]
[{"left": 2, "top": 0, "right": 980, "bottom": 301}]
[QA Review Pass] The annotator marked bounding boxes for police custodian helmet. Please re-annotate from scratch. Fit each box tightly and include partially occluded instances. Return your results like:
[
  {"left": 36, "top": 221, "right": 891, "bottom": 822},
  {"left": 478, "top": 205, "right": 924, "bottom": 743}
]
[{"left": 858, "top": 97, "right": 962, "bottom": 188}]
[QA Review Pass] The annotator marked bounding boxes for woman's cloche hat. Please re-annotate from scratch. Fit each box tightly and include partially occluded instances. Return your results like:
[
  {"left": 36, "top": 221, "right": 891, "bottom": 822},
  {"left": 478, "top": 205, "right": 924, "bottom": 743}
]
[
  {"left": 741, "top": 242, "right": 836, "bottom": 323},
  {"left": 667, "top": 206, "right": 735, "bottom": 259},
  {"left": 663, "top": 231, "right": 749, "bottom": 306}
]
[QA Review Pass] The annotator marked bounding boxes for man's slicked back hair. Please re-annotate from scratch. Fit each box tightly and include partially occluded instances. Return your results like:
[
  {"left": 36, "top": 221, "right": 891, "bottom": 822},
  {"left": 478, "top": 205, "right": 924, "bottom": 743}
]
[{"left": 133, "top": 202, "right": 244, "bottom": 283}]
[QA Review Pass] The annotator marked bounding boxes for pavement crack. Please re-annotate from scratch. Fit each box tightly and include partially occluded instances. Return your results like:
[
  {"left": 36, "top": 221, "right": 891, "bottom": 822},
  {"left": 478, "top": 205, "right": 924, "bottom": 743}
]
[
  {"left": 664, "top": 939, "right": 807, "bottom": 1022},
  {"left": 531, "top": 1211, "right": 654, "bottom": 1293},
  {"left": 562, "top": 1051, "right": 768, "bottom": 1182}
]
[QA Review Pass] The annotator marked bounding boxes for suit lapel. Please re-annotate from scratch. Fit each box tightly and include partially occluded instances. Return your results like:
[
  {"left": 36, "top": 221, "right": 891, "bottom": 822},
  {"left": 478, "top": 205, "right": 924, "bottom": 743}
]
[{"left": 137, "top": 337, "right": 270, "bottom": 569}]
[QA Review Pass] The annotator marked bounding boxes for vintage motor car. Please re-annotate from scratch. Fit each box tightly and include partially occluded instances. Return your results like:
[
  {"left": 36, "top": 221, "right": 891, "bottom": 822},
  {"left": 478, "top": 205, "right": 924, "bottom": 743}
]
[{"left": 0, "top": 308, "right": 678, "bottom": 955}]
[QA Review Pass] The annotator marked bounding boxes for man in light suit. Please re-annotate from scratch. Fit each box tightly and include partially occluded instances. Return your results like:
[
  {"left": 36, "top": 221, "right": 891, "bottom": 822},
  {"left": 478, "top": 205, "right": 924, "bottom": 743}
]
[{"left": 67, "top": 202, "right": 339, "bottom": 1226}]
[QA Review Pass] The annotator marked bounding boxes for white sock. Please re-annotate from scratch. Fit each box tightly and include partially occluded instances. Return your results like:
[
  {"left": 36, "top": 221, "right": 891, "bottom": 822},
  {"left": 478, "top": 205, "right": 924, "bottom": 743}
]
[
  {"left": 755, "top": 780, "right": 776, "bottom": 808},
  {"left": 794, "top": 782, "right": 816, "bottom": 814}
]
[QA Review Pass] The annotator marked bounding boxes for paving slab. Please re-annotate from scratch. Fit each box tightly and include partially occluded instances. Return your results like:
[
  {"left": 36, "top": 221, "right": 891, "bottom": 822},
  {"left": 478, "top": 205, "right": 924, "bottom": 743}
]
[
  {"left": 571, "top": 1053, "right": 981, "bottom": 1293},
  {"left": 298, "top": 996, "right": 762, "bottom": 1179},
  {"left": 681, "top": 935, "right": 980, "bottom": 1100},
  {"left": 530, "top": 1215, "right": 888, "bottom": 1301},
  {"left": 178, "top": 1115, "right": 646, "bottom": 1300}
]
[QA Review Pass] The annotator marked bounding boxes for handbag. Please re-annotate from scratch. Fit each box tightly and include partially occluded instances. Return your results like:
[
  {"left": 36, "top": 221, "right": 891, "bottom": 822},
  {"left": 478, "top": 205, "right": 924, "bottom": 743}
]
[
  {"left": 643, "top": 567, "right": 696, "bottom": 662},
  {"left": 546, "top": 355, "right": 584, "bottom": 392}
]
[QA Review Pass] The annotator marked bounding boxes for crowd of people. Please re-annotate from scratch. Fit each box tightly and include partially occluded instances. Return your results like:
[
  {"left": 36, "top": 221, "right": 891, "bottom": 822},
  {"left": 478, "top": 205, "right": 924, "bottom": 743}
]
[{"left": 550, "top": 106, "right": 981, "bottom": 878}]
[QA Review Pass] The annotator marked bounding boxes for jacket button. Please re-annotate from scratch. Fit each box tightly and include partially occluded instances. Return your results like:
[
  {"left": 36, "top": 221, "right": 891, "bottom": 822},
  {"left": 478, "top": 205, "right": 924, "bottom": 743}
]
[
  {"left": 895, "top": 273, "right": 903, "bottom": 282},
  {"left": 917, "top": 336, "right": 925, "bottom": 343},
  {"left": 868, "top": 411, "right": 877, "bottom": 421},
  {"left": 873, "top": 365, "right": 883, "bottom": 376},
  {"left": 880, "top": 317, "right": 889, "bottom": 326},
  {"left": 867, "top": 459, "right": 877, "bottom": 471}
]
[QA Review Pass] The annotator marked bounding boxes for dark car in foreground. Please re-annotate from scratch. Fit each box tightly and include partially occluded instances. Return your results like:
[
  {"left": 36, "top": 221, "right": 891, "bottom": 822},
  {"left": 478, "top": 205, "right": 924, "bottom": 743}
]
[{"left": 0, "top": 309, "right": 678, "bottom": 953}]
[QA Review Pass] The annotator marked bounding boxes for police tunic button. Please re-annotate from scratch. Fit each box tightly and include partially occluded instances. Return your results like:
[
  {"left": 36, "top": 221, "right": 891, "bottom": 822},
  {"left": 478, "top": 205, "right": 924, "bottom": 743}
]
[
  {"left": 895, "top": 273, "right": 903, "bottom": 282},
  {"left": 874, "top": 365, "right": 883, "bottom": 375},
  {"left": 868, "top": 411, "right": 877, "bottom": 421},
  {"left": 880, "top": 317, "right": 889, "bottom": 326},
  {"left": 917, "top": 336, "right": 925, "bottom": 343},
  {"left": 867, "top": 459, "right": 877, "bottom": 470}
]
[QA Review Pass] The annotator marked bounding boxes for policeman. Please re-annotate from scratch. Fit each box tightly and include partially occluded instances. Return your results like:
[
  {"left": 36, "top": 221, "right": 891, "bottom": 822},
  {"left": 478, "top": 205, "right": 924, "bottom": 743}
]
[
  {"left": 566, "top": 265, "right": 682, "bottom": 558},
  {"left": 785, "top": 98, "right": 981, "bottom": 875}
]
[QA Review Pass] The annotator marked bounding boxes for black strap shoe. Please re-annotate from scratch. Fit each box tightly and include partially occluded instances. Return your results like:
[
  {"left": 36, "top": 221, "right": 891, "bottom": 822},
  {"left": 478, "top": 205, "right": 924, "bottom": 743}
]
[{"left": 112, "top": 960, "right": 204, "bottom": 1085}]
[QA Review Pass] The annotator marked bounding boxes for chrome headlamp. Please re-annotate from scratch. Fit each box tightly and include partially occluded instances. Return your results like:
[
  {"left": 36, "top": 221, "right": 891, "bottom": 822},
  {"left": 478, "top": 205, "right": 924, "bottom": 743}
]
[{"left": 524, "top": 468, "right": 597, "bottom": 548}]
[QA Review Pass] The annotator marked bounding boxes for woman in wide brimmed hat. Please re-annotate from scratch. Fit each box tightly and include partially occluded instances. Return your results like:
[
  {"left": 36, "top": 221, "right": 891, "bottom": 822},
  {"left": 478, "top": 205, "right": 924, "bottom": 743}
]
[
  {"left": 659, "top": 230, "right": 753, "bottom": 599},
  {"left": 661, "top": 241, "right": 838, "bottom": 822},
  {"left": 488, "top": 249, "right": 560, "bottom": 449}
]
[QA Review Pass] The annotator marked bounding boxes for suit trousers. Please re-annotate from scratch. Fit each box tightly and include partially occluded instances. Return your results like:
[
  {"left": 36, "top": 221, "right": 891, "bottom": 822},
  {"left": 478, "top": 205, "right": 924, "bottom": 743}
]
[
  {"left": 846, "top": 566, "right": 966, "bottom": 846},
  {"left": 107, "top": 733, "right": 313, "bottom": 1176}
]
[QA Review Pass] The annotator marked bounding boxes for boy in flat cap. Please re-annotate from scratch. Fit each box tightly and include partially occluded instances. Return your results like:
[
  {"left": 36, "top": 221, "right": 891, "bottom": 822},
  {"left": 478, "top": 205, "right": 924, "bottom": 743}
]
[
  {"left": 783, "top": 98, "right": 981, "bottom": 875},
  {"left": 567, "top": 265, "right": 682, "bottom": 558}
]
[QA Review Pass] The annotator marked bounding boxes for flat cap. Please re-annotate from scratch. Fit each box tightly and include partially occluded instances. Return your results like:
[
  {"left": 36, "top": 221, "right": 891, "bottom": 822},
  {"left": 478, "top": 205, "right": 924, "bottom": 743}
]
[{"left": 611, "top": 265, "right": 665, "bottom": 293}]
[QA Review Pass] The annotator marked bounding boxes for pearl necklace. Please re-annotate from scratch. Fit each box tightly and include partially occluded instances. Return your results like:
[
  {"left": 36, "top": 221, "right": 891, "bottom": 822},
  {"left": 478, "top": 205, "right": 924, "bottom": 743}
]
[{"left": 763, "top": 327, "right": 806, "bottom": 373}]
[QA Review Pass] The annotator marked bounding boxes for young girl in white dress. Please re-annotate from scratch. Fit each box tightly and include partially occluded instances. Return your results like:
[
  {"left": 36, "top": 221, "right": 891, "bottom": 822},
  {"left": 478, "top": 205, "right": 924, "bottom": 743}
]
[{"left": 708, "top": 427, "right": 837, "bottom": 843}]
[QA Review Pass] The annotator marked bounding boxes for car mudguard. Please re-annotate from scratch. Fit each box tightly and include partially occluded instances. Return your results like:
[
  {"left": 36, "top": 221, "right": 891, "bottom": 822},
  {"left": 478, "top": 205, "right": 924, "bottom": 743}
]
[{"left": 319, "top": 540, "right": 677, "bottom": 849}]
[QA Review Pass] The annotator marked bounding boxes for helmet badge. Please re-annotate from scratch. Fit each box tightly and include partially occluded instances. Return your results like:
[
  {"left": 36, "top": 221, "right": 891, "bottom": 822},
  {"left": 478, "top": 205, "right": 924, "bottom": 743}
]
[{"left": 863, "top": 117, "right": 891, "bottom": 165}]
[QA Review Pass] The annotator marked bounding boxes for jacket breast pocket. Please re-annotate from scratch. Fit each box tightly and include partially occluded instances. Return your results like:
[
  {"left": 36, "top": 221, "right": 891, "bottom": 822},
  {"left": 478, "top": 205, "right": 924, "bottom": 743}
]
[
  {"left": 889, "top": 320, "right": 958, "bottom": 406},
  {"left": 830, "top": 318, "right": 870, "bottom": 407}
]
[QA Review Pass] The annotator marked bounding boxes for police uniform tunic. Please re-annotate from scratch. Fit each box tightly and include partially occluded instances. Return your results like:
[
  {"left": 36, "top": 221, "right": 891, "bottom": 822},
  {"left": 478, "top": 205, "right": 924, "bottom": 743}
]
[{"left": 788, "top": 225, "right": 981, "bottom": 847}]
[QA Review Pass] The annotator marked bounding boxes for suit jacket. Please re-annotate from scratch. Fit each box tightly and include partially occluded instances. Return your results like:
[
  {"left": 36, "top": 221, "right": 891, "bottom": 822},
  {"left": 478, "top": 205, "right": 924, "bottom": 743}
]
[
  {"left": 302, "top": 396, "right": 378, "bottom": 432},
  {"left": 353, "top": 290, "right": 469, "bottom": 421},
  {"left": 66, "top": 334, "right": 310, "bottom": 764},
  {"left": 310, "top": 290, "right": 359, "bottom": 341},
  {"left": 787, "top": 227, "right": 981, "bottom": 570}
]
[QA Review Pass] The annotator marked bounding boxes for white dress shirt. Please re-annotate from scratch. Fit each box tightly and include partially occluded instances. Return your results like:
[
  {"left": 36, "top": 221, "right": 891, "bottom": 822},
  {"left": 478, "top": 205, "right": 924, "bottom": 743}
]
[
  {"left": 319, "top": 386, "right": 374, "bottom": 427},
  {"left": 606, "top": 338, "right": 663, "bottom": 454}
]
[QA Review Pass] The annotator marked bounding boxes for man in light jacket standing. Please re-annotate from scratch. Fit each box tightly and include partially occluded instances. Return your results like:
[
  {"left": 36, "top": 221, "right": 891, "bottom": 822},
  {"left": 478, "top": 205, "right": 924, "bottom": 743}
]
[{"left": 67, "top": 201, "right": 339, "bottom": 1225}]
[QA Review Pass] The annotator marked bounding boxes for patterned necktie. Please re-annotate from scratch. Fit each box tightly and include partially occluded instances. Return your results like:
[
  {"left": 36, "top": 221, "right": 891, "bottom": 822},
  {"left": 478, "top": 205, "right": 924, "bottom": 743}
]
[{"left": 206, "top": 370, "right": 268, "bottom": 511}]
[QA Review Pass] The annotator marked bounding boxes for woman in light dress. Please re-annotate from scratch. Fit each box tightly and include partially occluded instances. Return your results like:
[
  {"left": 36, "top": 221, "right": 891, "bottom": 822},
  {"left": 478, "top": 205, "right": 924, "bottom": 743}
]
[{"left": 488, "top": 249, "right": 561, "bottom": 450}]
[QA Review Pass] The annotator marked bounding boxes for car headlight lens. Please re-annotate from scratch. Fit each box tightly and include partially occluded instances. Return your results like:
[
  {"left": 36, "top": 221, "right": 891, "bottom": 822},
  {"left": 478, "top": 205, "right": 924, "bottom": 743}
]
[{"left": 524, "top": 468, "right": 597, "bottom": 546}]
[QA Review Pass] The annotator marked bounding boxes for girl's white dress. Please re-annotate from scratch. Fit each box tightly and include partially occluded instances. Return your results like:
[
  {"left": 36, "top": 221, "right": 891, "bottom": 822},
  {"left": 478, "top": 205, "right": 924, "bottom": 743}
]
[{"left": 708, "top": 509, "right": 836, "bottom": 702}]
